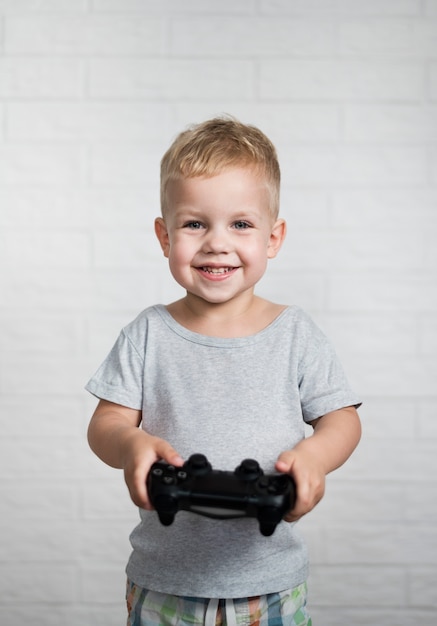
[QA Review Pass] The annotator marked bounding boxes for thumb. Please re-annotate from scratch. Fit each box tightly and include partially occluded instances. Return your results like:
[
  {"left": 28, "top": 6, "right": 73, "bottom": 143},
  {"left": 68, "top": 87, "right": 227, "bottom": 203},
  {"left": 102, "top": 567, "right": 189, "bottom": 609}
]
[
  {"left": 154, "top": 439, "right": 184, "bottom": 467},
  {"left": 275, "top": 450, "right": 295, "bottom": 474}
]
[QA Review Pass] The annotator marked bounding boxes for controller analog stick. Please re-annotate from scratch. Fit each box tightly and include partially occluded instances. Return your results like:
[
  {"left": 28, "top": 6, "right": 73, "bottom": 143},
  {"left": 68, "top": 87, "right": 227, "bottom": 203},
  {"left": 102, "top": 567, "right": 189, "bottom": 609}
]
[
  {"left": 236, "top": 459, "right": 262, "bottom": 481},
  {"left": 186, "top": 453, "right": 211, "bottom": 476}
]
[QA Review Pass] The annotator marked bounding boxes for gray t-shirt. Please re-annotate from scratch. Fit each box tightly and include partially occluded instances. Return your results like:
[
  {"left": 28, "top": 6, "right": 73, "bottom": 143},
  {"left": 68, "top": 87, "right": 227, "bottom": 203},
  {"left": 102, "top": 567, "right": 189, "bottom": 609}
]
[{"left": 86, "top": 304, "right": 360, "bottom": 598}]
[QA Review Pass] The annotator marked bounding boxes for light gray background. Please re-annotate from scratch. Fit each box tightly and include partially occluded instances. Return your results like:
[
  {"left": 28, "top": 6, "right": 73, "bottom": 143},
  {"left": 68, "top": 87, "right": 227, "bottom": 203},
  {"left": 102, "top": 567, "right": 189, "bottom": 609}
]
[{"left": 1, "top": 1, "right": 437, "bottom": 624}]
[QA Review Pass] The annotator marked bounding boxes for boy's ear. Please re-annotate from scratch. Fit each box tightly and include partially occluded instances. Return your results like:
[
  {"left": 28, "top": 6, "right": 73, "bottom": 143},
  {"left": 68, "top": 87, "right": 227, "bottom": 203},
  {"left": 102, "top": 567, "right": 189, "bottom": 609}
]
[
  {"left": 154, "top": 217, "right": 170, "bottom": 257},
  {"left": 267, "top": 218, "right": 286, "bottom": 259}
]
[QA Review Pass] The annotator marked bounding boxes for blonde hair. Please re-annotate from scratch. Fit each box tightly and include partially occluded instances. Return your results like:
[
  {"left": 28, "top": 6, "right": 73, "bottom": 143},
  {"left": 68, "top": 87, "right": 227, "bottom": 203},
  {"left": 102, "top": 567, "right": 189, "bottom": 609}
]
[{"left": 160, "top": 116, "right": 281, "bottom": 219}]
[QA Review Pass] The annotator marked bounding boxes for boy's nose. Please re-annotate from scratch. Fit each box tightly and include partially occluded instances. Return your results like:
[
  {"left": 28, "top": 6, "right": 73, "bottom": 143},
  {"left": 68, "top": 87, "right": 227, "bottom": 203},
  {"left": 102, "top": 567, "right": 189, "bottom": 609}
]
[{"left": 201, "top": 227, "right": 231, "bottom": 254}]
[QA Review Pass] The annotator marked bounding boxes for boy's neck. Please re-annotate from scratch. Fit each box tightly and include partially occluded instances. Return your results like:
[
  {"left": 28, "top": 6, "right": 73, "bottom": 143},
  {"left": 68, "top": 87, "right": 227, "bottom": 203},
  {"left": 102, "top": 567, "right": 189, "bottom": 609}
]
[{"left": 165, "top": 293, "right": 286, "bottom": 338}]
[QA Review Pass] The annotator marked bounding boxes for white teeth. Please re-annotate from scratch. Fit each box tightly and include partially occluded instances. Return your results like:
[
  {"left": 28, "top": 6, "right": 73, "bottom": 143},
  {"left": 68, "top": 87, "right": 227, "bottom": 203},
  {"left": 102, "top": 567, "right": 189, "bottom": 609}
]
[{"left": 202, "top": 267, "right": 233, "bottom": 274}]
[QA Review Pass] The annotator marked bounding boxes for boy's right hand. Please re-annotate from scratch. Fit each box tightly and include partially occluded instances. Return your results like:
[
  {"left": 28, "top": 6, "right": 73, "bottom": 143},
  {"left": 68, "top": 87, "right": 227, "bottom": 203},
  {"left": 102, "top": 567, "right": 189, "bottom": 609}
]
[
  {"left": 87, "top": 399, "right": 184, "bottom": 510},
  {"left": 121, "top": 430, "right": 184, "bottom": 509}
]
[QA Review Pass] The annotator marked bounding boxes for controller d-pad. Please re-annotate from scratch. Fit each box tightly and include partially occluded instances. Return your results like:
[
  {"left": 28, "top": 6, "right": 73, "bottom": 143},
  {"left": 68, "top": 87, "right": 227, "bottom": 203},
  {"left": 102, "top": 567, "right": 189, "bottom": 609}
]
[{"left": 268, "top": 475, "right": 290, "bottom": 493}]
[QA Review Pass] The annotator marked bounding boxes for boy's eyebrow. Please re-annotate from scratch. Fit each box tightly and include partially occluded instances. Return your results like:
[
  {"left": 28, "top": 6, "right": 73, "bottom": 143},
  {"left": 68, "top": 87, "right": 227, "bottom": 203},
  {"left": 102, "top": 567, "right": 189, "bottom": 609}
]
[
  {"left": 171, "top": 210, "right": 267, "bottom": 224},
  {"left": 172, "top": 204, "right": 266, "bottom": 216}
]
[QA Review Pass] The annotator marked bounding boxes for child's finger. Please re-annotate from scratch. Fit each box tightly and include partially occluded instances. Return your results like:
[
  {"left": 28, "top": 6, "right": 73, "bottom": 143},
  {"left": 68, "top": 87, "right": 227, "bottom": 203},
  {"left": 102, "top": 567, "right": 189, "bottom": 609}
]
[{"left": 154, "top": 439, "right": 184, "bottom": 467}]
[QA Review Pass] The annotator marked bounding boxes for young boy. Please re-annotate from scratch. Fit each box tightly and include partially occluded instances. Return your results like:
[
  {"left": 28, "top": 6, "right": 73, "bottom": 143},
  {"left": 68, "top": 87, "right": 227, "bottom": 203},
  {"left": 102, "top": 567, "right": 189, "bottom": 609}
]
[{"left": 86, "top": 117, "right": 361, "bottom": 625}]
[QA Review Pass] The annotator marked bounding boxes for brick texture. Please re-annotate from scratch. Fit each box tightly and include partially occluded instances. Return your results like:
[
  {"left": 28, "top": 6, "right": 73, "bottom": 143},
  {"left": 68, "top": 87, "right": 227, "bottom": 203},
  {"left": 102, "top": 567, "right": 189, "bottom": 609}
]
[{"left": 1, "top": 1, "right": 436, "bottom": 624}]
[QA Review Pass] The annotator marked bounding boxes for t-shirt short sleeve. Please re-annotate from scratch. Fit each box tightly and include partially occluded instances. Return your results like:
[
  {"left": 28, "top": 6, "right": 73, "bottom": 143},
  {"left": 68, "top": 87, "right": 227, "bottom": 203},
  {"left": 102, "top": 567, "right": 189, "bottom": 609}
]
[
  {"left": 297, "top": 312, "right": 361, "bottom": 423},
  {"left": 85, "top": 329, "right": 144, "bottom": 410}
]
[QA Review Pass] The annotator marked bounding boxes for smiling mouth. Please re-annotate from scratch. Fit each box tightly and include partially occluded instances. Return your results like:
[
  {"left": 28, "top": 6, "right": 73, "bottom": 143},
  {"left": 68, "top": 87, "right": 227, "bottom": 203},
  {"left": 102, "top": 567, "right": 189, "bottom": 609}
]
[{"left": 199, "top": 266, "right": 236, "bottom": 274}]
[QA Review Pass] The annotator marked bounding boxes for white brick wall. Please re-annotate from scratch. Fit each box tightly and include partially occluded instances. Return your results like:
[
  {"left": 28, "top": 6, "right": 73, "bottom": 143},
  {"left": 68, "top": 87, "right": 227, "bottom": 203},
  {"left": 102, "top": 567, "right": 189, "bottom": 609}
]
[{"left": 1, "top": 1, "right": 436, "bottom": 624}]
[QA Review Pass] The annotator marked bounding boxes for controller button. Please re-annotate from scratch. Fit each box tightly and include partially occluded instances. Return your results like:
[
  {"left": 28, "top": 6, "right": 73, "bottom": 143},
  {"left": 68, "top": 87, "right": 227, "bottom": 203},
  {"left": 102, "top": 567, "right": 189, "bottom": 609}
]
[
  {"left": 177, "top": 471, "right": 187, "bottom": 480},
  {"left": 163, "top": 476, "right": 175, "bottom": 485},
  {"left": 152, "top": 468, "right": 163, "bottom": 477}
]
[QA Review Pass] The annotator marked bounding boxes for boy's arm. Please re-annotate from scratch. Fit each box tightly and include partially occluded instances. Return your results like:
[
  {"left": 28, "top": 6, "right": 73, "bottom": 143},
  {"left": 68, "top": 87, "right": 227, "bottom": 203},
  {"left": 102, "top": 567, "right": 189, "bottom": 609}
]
[
  {"left": 276, "top": 406, "right": 361, "bottom": 522},
  {"left": 87, "top": 399, "right": 184, "bottom": 509}
]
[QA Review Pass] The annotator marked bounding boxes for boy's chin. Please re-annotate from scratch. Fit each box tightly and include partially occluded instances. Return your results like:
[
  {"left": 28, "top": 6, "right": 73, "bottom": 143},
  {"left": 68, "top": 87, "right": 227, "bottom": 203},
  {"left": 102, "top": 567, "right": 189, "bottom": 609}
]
[
  {"left": 184, "top": 289, "right": 255, "bottom": 307},
  {"left": 186, "top": 293, "right": 233, "bottom": 305}
]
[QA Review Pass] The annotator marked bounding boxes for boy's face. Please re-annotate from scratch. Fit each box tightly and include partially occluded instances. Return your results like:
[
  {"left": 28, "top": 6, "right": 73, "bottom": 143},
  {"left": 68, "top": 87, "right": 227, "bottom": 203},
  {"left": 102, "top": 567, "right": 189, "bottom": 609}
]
[{"left": 155, "top": 167, "right": 285, "bottom": 307}]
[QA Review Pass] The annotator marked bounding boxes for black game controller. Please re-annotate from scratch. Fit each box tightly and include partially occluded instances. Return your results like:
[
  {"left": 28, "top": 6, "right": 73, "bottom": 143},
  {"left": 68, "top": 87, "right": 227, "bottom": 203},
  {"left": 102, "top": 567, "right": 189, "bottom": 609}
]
[{"left": 147, "top": 453, "right": 296, "bottom": 536}]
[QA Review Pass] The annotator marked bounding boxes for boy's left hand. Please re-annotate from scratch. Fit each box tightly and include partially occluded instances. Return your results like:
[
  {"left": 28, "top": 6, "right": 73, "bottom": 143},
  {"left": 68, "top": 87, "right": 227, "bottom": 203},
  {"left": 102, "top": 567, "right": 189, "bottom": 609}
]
[
  {"left": 275, "top": 407, "right": 362, "bottom": 522},
  {"left": 275, "top": 441, "right": 326, "bottom": 522}
]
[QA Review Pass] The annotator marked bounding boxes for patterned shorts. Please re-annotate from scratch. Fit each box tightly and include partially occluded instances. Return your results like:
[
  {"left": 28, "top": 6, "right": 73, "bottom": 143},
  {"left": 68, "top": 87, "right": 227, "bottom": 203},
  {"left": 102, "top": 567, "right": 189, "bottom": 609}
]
[{"left": 126, "top": 579, "right": 312, "bottom": 626}]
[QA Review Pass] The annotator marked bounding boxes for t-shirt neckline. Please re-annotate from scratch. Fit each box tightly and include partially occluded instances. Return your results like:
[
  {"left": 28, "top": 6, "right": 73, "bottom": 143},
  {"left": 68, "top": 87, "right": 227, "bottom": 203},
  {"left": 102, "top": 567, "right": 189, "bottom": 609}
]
[{"left": 154, "top": 303, "right": 292, "bottom": 348}]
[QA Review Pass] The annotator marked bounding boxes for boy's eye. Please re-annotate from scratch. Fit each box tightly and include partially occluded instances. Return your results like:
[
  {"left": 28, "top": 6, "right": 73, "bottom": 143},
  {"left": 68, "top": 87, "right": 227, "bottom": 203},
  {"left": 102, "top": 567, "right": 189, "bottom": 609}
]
[
  {"left": 234, "top": 221, "right": 251, "bottom": 230},
  {"left": 184, "top": 221, "right": 203, "bottom": 229}
]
